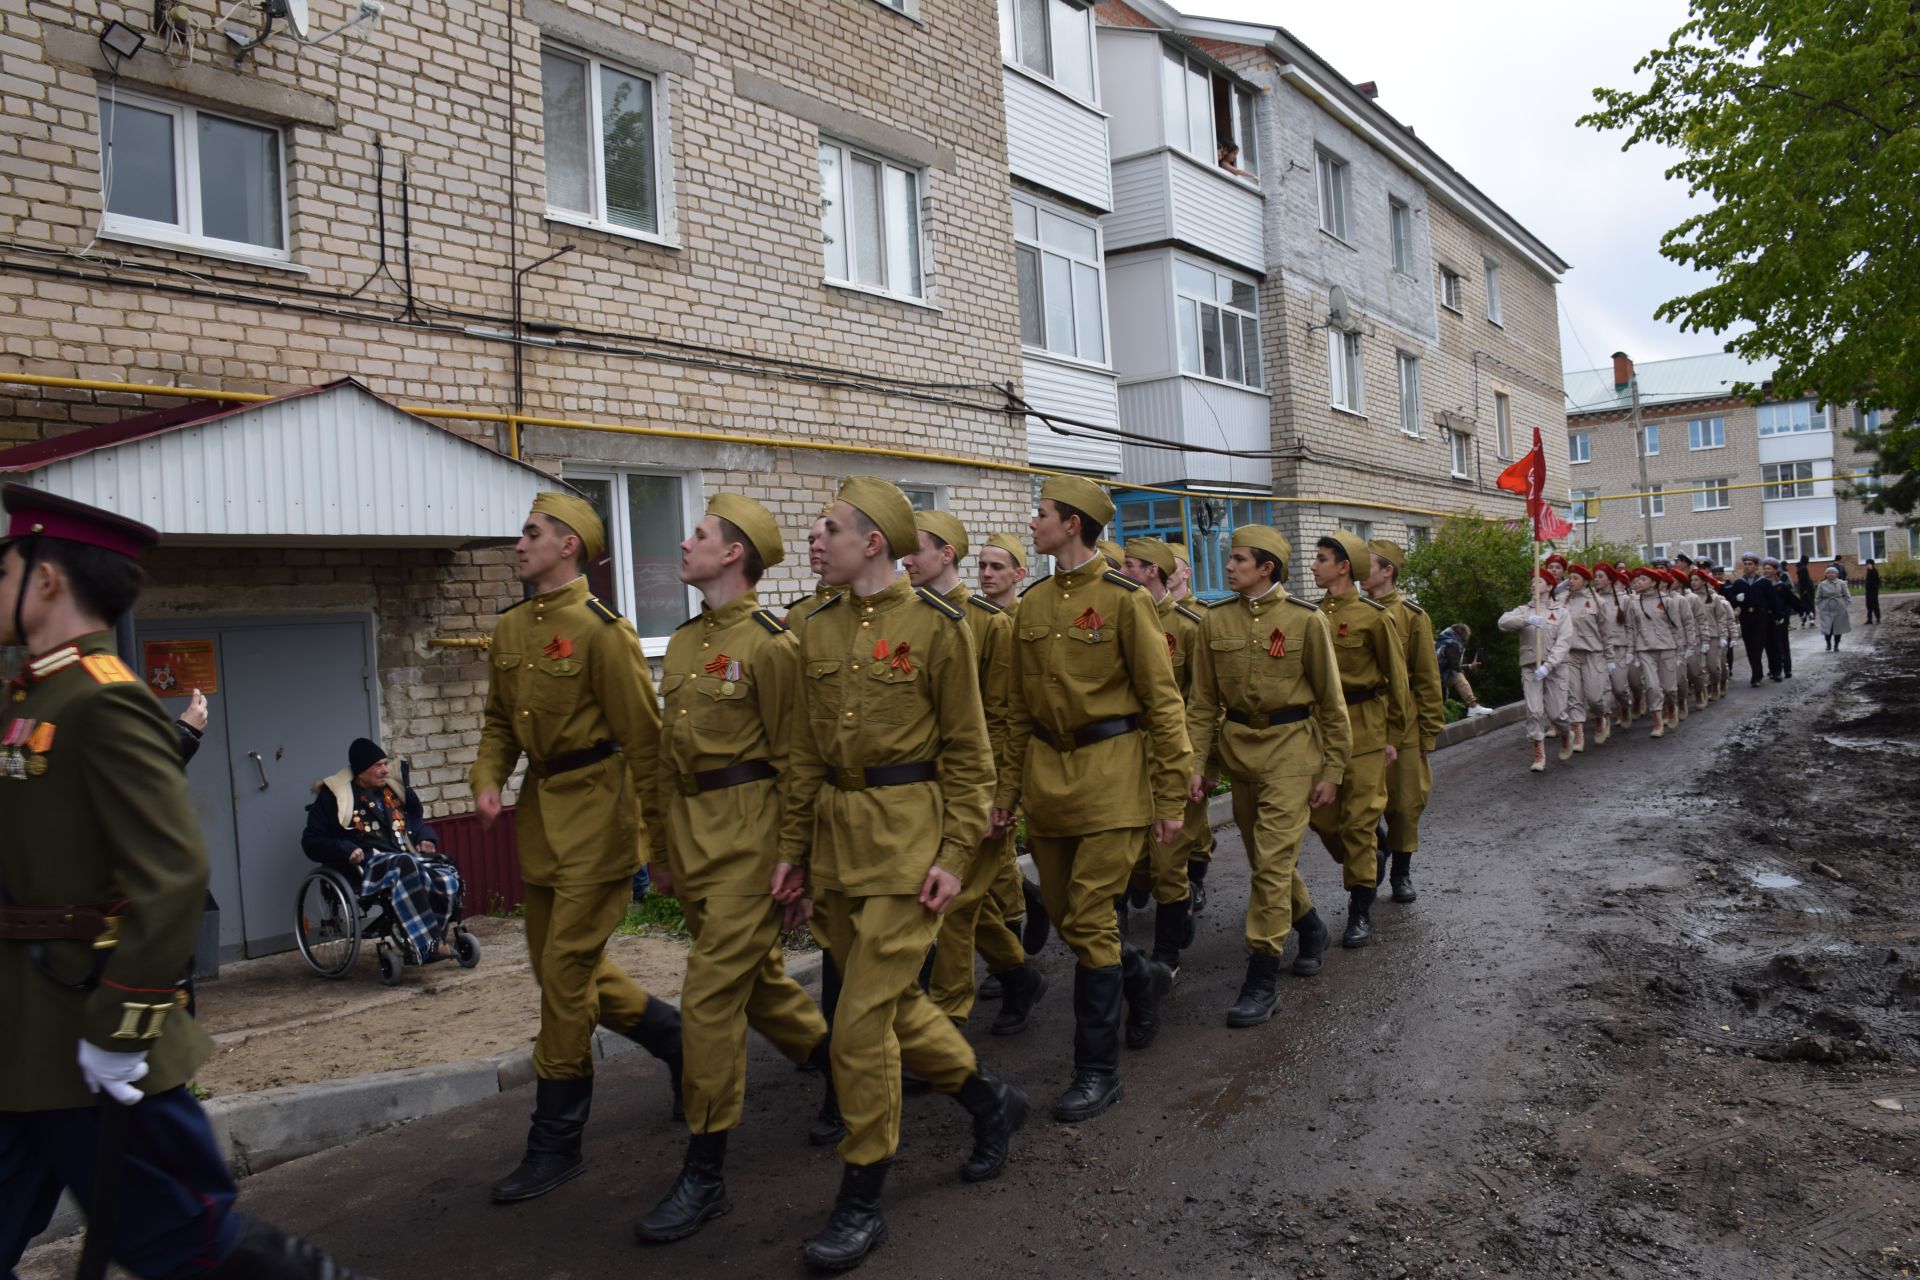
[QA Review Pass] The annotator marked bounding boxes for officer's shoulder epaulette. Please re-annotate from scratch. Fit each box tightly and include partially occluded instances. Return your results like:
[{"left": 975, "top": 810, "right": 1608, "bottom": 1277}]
[
  {"left": 752, "top": 608, "right": 789, "bottom": 634},
  {"left": 916, "top": 586, "right": 965, "bottom": 620},
  {"left": 807, "top": 593, "right": 845, "bottom": 619},
  {"left": 967, "top": 593, "right": 1004, "bottom": 615},
  {"left": 80, "top": 653, "right": 138, "bottom": 686},
  {"left": 1018, "top": 574, "right": 1051, "bottom": 597},
  {"left": 1358, "top": 595, "right": 1388, "bottom": 612},
  {"left": 1403, "top": 598, "right": 1427, "bottom": 617},
  {"left": 1102, "top": 569, "right": 1141, "bottom": 591},
  {"left": 499, "top": 597, "right": 530, "bottom": 615},
  {"left": 587, "top": 596, "right": 623, "bottom": 623},
  {"left": 1174, "top": 603, "right": 1203, "bottom": 624}
]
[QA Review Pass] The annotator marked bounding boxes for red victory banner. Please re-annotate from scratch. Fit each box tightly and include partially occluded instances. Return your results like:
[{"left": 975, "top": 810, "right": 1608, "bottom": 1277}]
[{"left": 1496, "top": 426, "right": 1575, "bottom": 542}]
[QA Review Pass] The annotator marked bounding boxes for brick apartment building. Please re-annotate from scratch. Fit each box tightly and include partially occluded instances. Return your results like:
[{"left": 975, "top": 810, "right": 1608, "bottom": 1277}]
[{"left": 1563, "top": 351, "right": 1903, "bottom": 570}]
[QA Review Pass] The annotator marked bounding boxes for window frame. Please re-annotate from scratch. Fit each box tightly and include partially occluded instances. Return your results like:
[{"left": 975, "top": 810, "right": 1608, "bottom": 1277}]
[
  {"left": 1692, "top": 539, "right": 1735, "bottom": 567},
  {"left": 999, "top": 0, "right": 1097, "bottom": 105},
  {"left": 1856, "top": 528, "right": 1887, "bottom": 562},
  {"left": 1493, "top": 390, "right": 1513, "bottom": 459},
  {"left": 564, "top": 466, "right": 703, "bottom": 656},
  {"left": 1691, "top": 478, "right": 1732, "bottom": 512},
  {"left": 1338, "top": 517, "right": 1374, "bottom": 541},
  {"left": 1483, "top": 258, "right": 1503, "bottom": 325},
  {"left": 1397, "top": 351, "right": 1422, "bottom": 438},
  {"left": 1761, "top": 460, "right": 1816, "bottom": 500},
  {"left": 818, "top": 136, "right": 927, "bottom": 304},
  {"left": 1013, "top": 192, "right": 1109, "bottom": 368},
  {"left": 1173, "top": 256, "right": 1261, "bottom": 390},
  {"left": 1686, "top": 416, "right": 1726, "bottom": 451},
  {"left": 1315, "top": 148, "right": 1350, "bottom": 241},
  {"left": 1447, "top": 428, "right": 1470, "bottom": 479},
  {"left": 1327, "top": 327, "right": 1363, "bottom": 414},
  {"left": 1569, "top": 430, "right": 1591, "bottom": 464},
  {"left": 1568, "top": 488, "right": 1598, "bottom": 524},
  {"left": 97, "top": 86, "right": 292, "bottom": 265},
  {"left": 539, "top": 41, "right": 675, "bottom": 246},
  {"left": 1388, "top": 198, "right": 1413, "bottom": 276},
  {"left": 1756, "top": 399, "right": 1829, "bottom": 437},
  {"left": 1859, "top": 407, "right": 1882, "bottom": 434},
  {"left": 1637, "top": 483, "right": 1666, "bottom": 518},
  {"left": 1638, "top": 423, "right": 1661, "bottom": 457},
  {"left": 1438, "top": 265, "right": 1463, "bottom": 313},
  {"left": 1159, "top": 44, "right": 1257, "bottom": 177},
  {"left": 1765, "top": 525, "right": 1833, "bottom": 561},
  {"left": 1406, "top": 525, "right": 1431, "bottom": 551}
]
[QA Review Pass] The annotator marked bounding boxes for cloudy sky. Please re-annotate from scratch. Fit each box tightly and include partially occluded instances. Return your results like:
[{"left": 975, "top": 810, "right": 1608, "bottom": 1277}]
[{"left": 1193, "top": 0, "right": 1730, "bottom": 377}]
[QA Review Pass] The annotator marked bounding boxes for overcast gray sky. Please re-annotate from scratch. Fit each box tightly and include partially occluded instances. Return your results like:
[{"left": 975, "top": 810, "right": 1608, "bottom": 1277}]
[{"left": 1192, "top": 0, "right": 1730, "bottom": 376}]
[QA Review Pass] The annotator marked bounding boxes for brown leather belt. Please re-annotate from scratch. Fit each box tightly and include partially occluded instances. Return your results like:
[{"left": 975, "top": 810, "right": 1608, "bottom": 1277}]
[
  {"left": 0, "top": 899, "right": 127, "bottom": 945},
  {"left": 1225, "top": 706, "right": 1311, "bottom": 730},
  {"left": 538, "top": 740, "right": 618, "bottom": 776},
  {"left": 828, "top": 761, "right": 939, "bottom": 792},
  {"left": 1032, "top": 714, "right": 1141, "bottom": 752},
  {"left": 678, "top": 759, "right": 777, "bottom": 796},
  {"left": 1344, "top": 687, "right": 1380, "bottom": 706}
]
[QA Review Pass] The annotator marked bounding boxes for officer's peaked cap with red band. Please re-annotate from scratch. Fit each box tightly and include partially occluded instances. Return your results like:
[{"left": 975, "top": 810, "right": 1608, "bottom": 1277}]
[{"left": 1, "top": 482, "right": 159, "bottom": 560}]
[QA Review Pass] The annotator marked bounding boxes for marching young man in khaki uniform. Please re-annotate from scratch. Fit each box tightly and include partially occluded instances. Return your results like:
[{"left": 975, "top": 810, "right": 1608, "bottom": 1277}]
[
  {"left": 1119, "top": 536, "right": 1205, "bottom": 976},
  {"left": 634, "top": 495, "right": 831, "bottom": 1243},
  {"left": 1363, "top": 540, "right": 1443, "bottom": 904},
  {"left": 473, "top": 493, "right": 681, "bottom": 1205},
  {"left": 974, "top": 531, "right": 1049, "bottom": 963},
  {"left": 775, "top": 478, "right": 1025, "bottom": 1271},
  {"left": 1185, "top": 525, "right": 1350, "bottom": 1023},
  {"left": 905, "top": 512, "right": 1047, "bottom": 1036},
  {"left": 1163, "top": 537, "right": 1219, "bottom": 911},
  {"left": 978, "top": 532, "right": 1029, "bottom": 611},
  {"left": 1307, "top": 531, "right": 1412, "bottom": 950},
  {"left": 992, "top": 476, "right": 1190, "bottom": 1122}
]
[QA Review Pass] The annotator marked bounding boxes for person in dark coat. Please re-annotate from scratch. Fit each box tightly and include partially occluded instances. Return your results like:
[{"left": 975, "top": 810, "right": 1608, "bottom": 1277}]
[
  {"left": 1865, "top": 559, "right": 1882, "bottom": 624},
  {"left": 1762, "top": 558, "right": 1793, "bottom": 679},
  {"left": 301, "top": 738, "right": 461, "bottom": 964},
  {"left": 1729, "top": 552, "right": 1775, "bottom": 686},
  {"left": 1794, "top": 555, "right": 1815, "bottom": 625}
]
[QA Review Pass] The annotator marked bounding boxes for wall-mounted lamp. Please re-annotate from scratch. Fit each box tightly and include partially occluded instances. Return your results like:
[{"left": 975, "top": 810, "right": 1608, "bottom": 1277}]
[{"left": 98, "top": 18, "right": 147, "bottom": 65}]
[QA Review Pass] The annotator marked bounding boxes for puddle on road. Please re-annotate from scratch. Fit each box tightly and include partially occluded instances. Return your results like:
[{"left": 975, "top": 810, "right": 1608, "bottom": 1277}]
[
  {"left": 1752, "top": 872, "right": 1804, "bottom": 890},
  {"left": 1817, "top": 733, "right": 1920, "bottom": 755}
]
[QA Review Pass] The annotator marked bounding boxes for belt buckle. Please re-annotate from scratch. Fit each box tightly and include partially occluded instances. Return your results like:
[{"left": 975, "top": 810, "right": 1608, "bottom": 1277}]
[
  {"left": 92, "top": 914, "right": 121, "bottom": 951},
  {"left": 1247, "top": 710, "right": 1271, "bottom": 731},
  {"left": 1053, "top": 727, "right": 1076, "bottom": 752},
  {"left": 836, "top": 766, "right": 866, "bottom": 792},
  {"left": 678, "top": 774, "right": 700, "bottom": 797}
]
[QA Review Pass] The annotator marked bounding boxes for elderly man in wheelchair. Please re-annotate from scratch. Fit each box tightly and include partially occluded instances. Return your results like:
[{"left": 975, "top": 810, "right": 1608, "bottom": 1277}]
[{"left": 298, "top": 736, "right": 476, "bottom": 983}]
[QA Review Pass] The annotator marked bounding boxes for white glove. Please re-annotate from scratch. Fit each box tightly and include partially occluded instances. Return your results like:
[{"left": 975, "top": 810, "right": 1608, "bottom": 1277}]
[
  {"left": 1534, "top": 664, "right": 1550, "bottom": 681},
  {"left": 77, "top": 1040, "right": 149, "bottom": 1105},
  {"left": 1527, "top": 615, "right": 1546, "bottom": 628},
  {"left": 1701, "top": 643, "right": 1709, "bottom": 654},
  {"left": 1606, "top": 661, "right": 1617, "bottom": 672},
  {"left": 1736, "top": 592, "right": 1746, "bottom": 603}
]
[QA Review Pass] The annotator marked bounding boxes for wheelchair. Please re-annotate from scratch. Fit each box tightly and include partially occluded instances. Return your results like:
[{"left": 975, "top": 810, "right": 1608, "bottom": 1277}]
[{"left": 294, "top": 859, "right": 480, "bottom": 986}]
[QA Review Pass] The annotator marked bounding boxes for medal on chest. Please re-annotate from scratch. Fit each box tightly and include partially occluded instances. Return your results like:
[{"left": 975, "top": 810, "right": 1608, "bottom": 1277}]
[
  {"left": 543, "top": 634, "right": 574, "bottom": 659},
  {"left": 2, "top": 717, "right": 34, "bottom": 779},
  {"left": 703, "top": 653, "right": 743, "bottom": 693},
  {"left": 1074, "top": 607, "right": 1103, "bottom": 643}
]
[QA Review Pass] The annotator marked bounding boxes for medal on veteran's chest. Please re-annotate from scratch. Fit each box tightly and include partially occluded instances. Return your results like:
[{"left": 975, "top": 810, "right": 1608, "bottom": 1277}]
[
  {"left": 2, "top": 718, "right": 34, "bottom": 778},
  {"left": 1074, "top": 607, "right": 1103, "bottom": 643}
]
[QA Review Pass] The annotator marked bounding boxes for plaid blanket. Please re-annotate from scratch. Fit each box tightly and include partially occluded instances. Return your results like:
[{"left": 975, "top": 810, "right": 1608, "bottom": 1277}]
[{"left": 360, "top": 853, "right": 461, "bottom": 964}]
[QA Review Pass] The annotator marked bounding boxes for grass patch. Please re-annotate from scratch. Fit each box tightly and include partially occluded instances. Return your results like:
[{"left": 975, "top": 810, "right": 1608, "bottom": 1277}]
[{"left": 615, "top": 894, "right": 687, "bottom": 939}]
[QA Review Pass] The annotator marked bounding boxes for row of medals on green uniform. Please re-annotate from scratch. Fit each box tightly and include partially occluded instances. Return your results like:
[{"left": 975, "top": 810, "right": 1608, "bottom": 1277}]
[{"left": 2, "top": 714, "right": 52, "bottom": 777}]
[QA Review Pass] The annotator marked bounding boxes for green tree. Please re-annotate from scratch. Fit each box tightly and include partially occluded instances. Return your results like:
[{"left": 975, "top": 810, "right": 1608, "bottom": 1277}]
[
  {"left": 1402, "top": 514, "right": 1534, "bottom": 707},
  {"left": 1580, "top": 2, "right": 1920, "bottom": 524}
]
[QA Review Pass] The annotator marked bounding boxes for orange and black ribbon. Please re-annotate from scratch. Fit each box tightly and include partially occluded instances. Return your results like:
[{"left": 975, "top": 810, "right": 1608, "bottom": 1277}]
[
  {"left": 888, "top": 642, "right": 913, "bottom": 674},
  {"left": 544, "top": 634, "right": 574, "bottom": 659},
  {"left": 1268, "top": 628, "right": 1286, "bottom": 658},
  {"left": 1074, "top": 607, "right": 1102, "bottom": 632},
  {"left": 703, "top": 653, "right": 732, "bottom": 676}
]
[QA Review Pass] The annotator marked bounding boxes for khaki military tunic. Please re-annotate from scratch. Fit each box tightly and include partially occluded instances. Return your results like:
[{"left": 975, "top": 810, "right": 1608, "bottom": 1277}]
[
  {"left": 1, "top": 634, "right": 212, "bottom": 1111},
  {"left": 1378, "top": 589, "right": 1445, "bottom": 855},
  {"left": 1187, "top": 588, "right": 1351, "bottom": 949},
  {"left": 1308, "top": 588, "right": 1412, "bottom": 892},
  {"left": 1133, "top": 592, "right": 1209, "bottom": 902}
]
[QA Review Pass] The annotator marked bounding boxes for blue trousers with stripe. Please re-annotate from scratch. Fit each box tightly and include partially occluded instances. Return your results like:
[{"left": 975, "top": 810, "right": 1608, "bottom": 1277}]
[{"left": 1, "top": 1086, "right": 241, "bottom": 1279}]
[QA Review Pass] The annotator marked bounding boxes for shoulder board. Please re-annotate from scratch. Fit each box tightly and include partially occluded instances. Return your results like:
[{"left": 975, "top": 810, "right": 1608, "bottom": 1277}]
[
  {"left": 1358, "top": 596, "right": 1388, "bottom": 611},
  {"left": 787, "top": 593, "right": 812, "bottom": 610},
  {"left": 808, "top": 594, "right": 845, "bottom": 619},
  {"left": 916, "top": 586, "right": 965, "bottom": 620},
  {"left": 967, "top": 594, "right": 1004, "bottom": 615},
  {"left": 673, "top": 613, "right": 703, "bottom": 632},
  {"left": 1403, "top": 598, "right": 1426, "bottom": 616},
  {"left": 499, "top": 597, "right": 529, "bottom": 615},
  {"left": 81, "top": 653, "right": 138, "bottom": 686},
  {"left": 1174, "top": 603, "right": 1203, "bottom": 624},
  {"left": 1102, "top": 569, "right": 1141, "bottom": 591},
  {"left": 1205, "top": 596, "right": 1236, "bottom": 609},
  {"left": 1287, "top": 594, "right": 1315, "bottom": 609},
  {"left": 752, "top": 608, "right": 789, "bottom": 635},
  {"left": 587, "top": 596, "right": 622, "bottom": 623},
  {"left": 1018, "top": 574, "right": 1051, "bottom": 597}
]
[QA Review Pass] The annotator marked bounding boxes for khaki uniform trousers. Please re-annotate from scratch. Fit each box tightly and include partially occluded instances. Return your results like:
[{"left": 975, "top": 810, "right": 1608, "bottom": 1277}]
[
  {"left": 1381, "top": 746, "right": 1431, "bottom": 855},
  {"left": 1565, "top": 650, "right": 1610, "bottom": 723},
  {"left": 1685, "top": 645, "right": 1707, "bottom": 700},
  {"left": 1308, "top": 748, "right": 1389, "bottom": 892},
  {"left": 988, "top": 844, "right": 1025, "bottom": 924},
  {"left": 678, "top": 894, "right": 827, "bottom": 1134},
  {"left": 929, "top": 833, "right": 1028, "bottom": 1025},
  {"left": 1520, "top": 668, "right": 1571, "bottom": 742},
  {"left": 1229, "top": 775, "right": 1314, "bottom": 955},
  {"left": 1607, "top": 648, "right": 1634, "bottom": 712},
  {"left": 815, "top": 891, "right": 977, "bottom": 1167},
  {"left": 522, "top": 879, "right": 653, "bottom": 1080},
  {"left": 1128, "top": 791, "right": 1205, "bottom": 904},
  {"left": 1028, "top": 828, "right": 1141, "bottom": 970},
  {"left": 1637, "top": 648, "right": 1679, "bottom": 703}
]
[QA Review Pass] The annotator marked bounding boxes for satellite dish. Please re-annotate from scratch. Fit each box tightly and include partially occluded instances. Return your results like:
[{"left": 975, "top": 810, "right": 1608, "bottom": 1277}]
[
  {"left": 278, "top": 0, "right": 311, "bottom": 39},
  {"left": 1327, "top": 285, "right": 1352, "bottom": 332}
]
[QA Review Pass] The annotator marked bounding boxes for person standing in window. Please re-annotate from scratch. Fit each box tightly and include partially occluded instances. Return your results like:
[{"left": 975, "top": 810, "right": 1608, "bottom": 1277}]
[{"left": 1217, "top": 144, "right": 1256, "bottom": 179}]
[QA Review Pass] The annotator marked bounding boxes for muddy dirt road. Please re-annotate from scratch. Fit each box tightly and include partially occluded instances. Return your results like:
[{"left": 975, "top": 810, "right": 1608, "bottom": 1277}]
[{"left": 23, "top": 602, "right": 1917, "bottom": 1279}]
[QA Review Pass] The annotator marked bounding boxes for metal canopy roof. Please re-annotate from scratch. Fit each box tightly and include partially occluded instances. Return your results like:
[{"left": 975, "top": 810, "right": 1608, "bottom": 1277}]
[
  {"left": 1563, "top": 352, "right": 1777, "bottom": 417},
  {"left": 0, "top": 379, "right": 558, "bottom": 546}
]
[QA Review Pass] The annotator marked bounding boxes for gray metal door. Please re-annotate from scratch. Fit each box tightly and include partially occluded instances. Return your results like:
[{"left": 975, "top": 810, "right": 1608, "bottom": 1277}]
[{"left": 219, "top": 617, "right": 378, "bottom": 957}]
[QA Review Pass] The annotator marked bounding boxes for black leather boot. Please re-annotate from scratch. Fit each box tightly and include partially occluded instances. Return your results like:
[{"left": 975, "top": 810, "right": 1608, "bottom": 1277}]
[
  {"left": 1021, "top": 877, "right": 1051, "bottom": 955},
  {"left": 1389, "top": 851, "right": 1417, "bottom": 903},
  {"left": 620, "top": 998, "right": 684, "bottom": 1120},
  {"left": 989, "top": 963, "right": 1047, "bottom": 1036},
  {"left": 1226, "top": 953, "right": 1282, "bottom": 1027},
  {"left": 954, "top": 1067, "right": 1029, "bottom": 1181},
  {"left": 1053, "top": 965, "right": 1124, "bottom": 1122},
  {"left": 1291, "top": 908, "right": 1329, "bottom": 976},
  {"left": 1186, "top": 858, "right": 1209, "bottom": 915},
  {"left": 1121, "top": 947, "right": 1173, "bottom": 1049},
  {"left": 204, "top": 1217, "right": 379, "bottom": 1279},
  {"left": 1151, "top": 898, "right": 1191, "bottom": 973},
  {"left": 805, "top": 1038, "right": 847, "bottom": 1147},
  {"left": 977, "top": 972, "right": 1004, "bottom": 1000},
  {"left": 803, "top": 1160, "right": 891, "bottom": 1272},
  {"left": 490, "top": 1076, "right": 593, "bottom": 1203},
  {"left": 634, "top": 1130, "right": 731, "bottom": 1242},
  {"left": 1374, "top": 818, "right": 1390, "bottom": 889},
  {"left": 1343, "top": 887, "right": 1376, "bottom": 949}
]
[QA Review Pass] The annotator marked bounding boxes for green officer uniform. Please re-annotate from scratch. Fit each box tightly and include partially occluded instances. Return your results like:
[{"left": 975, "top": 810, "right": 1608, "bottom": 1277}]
[
  {"left": 1369, "top": 539, "right": 1444, "bottom": 904},
  {"left": 1005, "top": 477, "right": 1190, "bottom": 1117},
  {"left": 1307, "top": 532, "right": 1412, "bottom": 949},
  {"left": 472, "top": 492, "right": 680, "bottom": 1205},
  {"left": 1186, "top": 526, "right": 1351, "bottom": 1015}
]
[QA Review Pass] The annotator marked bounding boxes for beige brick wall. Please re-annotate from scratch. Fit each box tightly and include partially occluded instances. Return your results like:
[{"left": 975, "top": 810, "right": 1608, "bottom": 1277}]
[{"left": 1568, "top": 396, "right": 1764, "bottom": 561}]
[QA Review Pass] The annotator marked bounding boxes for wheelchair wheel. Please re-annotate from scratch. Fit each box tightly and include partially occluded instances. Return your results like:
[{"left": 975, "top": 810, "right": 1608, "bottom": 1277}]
[
  {"left": 454, "top": 930, "right": 481, "bottom": 969},
  {"left": 376, "top": 943, "right": 402, "bottom": 987},
  {"left": 295, "top": 872, "right": 362, "bottom": 978}
]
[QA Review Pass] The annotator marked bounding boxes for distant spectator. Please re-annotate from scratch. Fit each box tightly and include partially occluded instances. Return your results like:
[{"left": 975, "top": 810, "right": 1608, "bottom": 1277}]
[
  {"left": 1794, "top": 554, "right": 1816, "bottom": 626},
  {"left": 1815, "top": 565, "right": 1852, "bottom": 651},
  {"left": 1435, "top": 623, "right": 1492, "bottom": 717},
  {"left": 1217, "top": 143, "right": 1256, "bottom": 179},
  {"left": 1865, "top": 559, "right": 1881, "bottom": 624}
]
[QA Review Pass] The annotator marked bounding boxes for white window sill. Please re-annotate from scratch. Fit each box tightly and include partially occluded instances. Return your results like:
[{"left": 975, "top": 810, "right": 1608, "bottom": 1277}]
[
  {"left": 1448, "top": 472, "right": 1470, "bottom": 482},
  {"left": 100, "top": 228, "right": 309, "bottom": 274},
  {"left": 1439, "top": 301, "right": 1463, "bottom": 316},
  {"left": 1002, "top": 60, "right": 1107, "bottom": 116},
  {"left": 1401, "top": 428, "right": 1421, "bottom": 439},
  {"left": 1330, "top": 404, "right": 1367, "bottom": 420},
  {"left": 545, "top": 210, "right": 679, "bottom": 251},
  {"left": 1023, "top": 347, "right": 1114, "bottom": 376},
  {"left": 1318, "top": 227, "right": 1355, "bottom": 251},
  {"left": 825, "top": 279, "right": 941, "bottom": 313},
  {"left": 1571, "top": 458, "right": 1591, "bottom": 465},
  {"left": 1486, "top": 316, "right": 1504, "bottom": 328},
  {"left": 1687, "top": 443, "right": 1727, "bottom": 451},
  {"left": 868, "top": 0, "right": 925, "bottom": 24}
]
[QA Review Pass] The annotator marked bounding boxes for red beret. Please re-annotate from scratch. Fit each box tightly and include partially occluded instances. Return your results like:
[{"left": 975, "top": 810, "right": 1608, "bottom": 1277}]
[
  {"left": 1544, "top": 552, "right": 1569, "bottom": 571},
  {"left": 1, "top": 483, "right": 158, "bottom": 561},
  {"left": 1565, "top": 563, "right": 1592, "bottom": 580}
]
